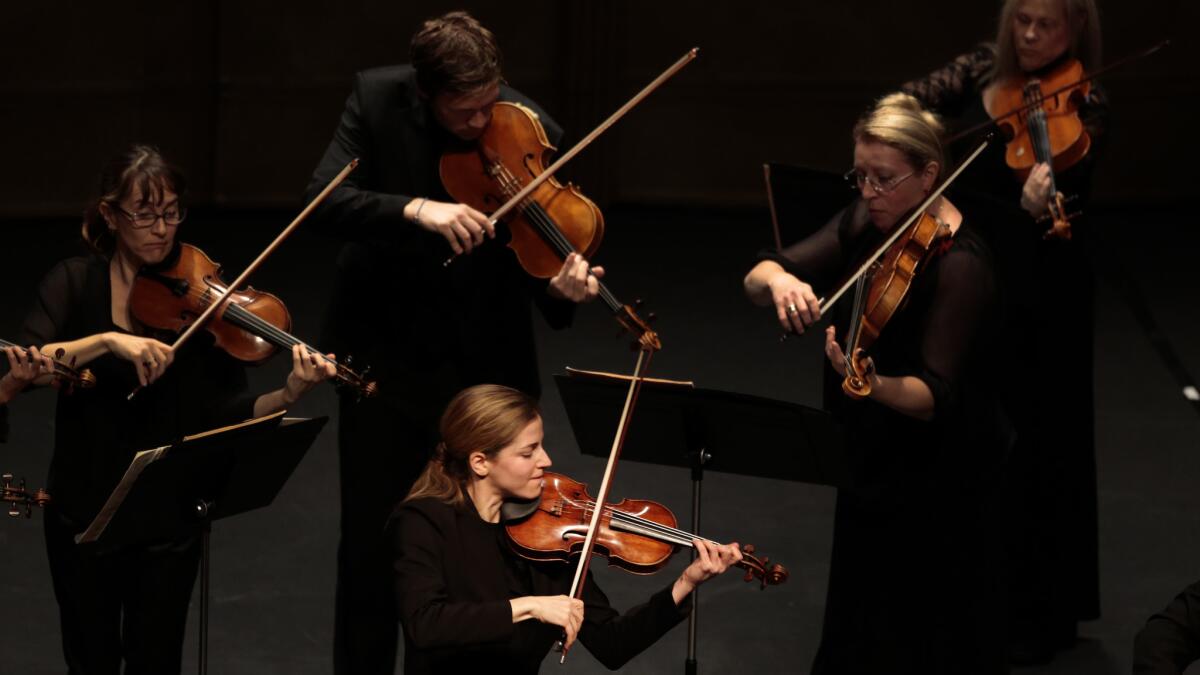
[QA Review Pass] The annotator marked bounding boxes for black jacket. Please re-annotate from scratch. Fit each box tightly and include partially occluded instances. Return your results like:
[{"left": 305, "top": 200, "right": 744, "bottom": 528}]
[{"left": 392, "top": 497, "right": 690, "bottom": 674}]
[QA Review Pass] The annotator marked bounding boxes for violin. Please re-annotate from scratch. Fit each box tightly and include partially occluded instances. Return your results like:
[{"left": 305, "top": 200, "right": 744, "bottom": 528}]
[
  {"left": 130, "top": 243, "right": 378, "bottom": 399},
  {"left": 985, "top": 58, "right": 1091, "bottom": 240},
  {"left": 503, "top": 472, "right": 788, "bottom": 589},
  {"left": 440, "top": 102, "right": 660, "bottom": 351},
  {"left": 1, "top": 339, "right": 96, "bottom": 393},
  {"left": 842, "top": 209, "right": 952, "bottom": 398},
  {"left": 2, "top": 472, "right": 51, "bottom": 518}
]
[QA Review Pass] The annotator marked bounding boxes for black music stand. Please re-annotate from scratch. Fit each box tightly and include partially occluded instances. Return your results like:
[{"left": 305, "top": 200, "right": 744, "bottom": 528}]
[
  {"left": 76, "top": 411, "right": 328, "bottom": 675},
  {"left": 554, "top": 368, "right": 847, "bottom": 674},
  {"left": 763, "top": 162, "right": 852, "bottom": 250}
]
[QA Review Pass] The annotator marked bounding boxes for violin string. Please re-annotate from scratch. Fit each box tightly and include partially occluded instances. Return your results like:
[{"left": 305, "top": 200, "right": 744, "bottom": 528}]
[
  {"left": 163, "top": 283, "right": 351, "bottom": 377},
  {"left": 491, "top": 163, "right": 624, "bottom": 313},
  {"left": 560, "top": 497, "right": 714, "bottom": 548}
]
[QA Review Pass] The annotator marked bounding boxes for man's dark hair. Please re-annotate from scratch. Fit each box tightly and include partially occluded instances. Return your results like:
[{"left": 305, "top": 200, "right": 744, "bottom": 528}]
[{"left": 410, "top": 11, "right": 502, "bottom": 97}]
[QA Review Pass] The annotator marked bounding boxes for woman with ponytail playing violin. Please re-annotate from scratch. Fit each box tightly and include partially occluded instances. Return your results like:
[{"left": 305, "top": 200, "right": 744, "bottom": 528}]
[
  {"left": 901, "top": 0, "right": 1106, "bottom": 663},
  {"left": 744, "top": 94, "right": 1010, "bottom": 673},
  {"left": 391, "top": 384, "right": 742, "bottom": 674},
  {"left": 17, "top": 144, "right": 334, "bottom": 675}
]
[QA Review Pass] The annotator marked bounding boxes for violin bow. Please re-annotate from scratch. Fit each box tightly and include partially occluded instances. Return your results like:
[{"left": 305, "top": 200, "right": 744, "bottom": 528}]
[
  {"left": 558, "top": 346, "right": 656, "bottom": 663},
  {"left": 444, "top": 47, "right": 700, "bottom": 266},
  {"left": 947, "top": 39, "right": 1169, "bottom": 145},
  {"left": 127, "top": 159, "right": 359, "bottom": 399},
  {"left": 817, "top": 137, "right": 991, "bottom": 317}
]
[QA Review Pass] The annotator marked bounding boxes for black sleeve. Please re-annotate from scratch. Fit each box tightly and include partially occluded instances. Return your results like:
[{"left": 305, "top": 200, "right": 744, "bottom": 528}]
[
  {"left": 305, "top": 73, "right": 417, "bottom": 243},
  {"left": 578, "top": 576, "right": 690, "bottom": 670},
  {"left": 0, "top": 406, "right": 8, "bottom": 442},
  {"left": 912, "top": 244, "right": 994, "bottom": 421},
  {"left": 901, "top": 44, "right": 996, "bottom": 117},
  {"left": 393, "top": 507, "right": 514, "bottom": 649},
  {"left": 1134, "top": 581, "right": 1200, "bottom": 674},
  {"left": 756, "top": 203, "right": 860, "bottom": 296},
  {"left": 528, "top": 274, "right": 576, "bottom": 331},
  {"left": 19, "top": 259, "right": 84, "bottom": 346}
]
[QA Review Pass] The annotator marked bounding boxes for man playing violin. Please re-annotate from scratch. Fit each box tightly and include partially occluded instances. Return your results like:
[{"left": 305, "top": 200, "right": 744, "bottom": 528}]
[
  {"left": 392, "top": 384, "right": 741, "bottom": 674},
  {"left": 305, "top": 11, "right": 603, "bottom": 674},
  {"left": 901, "top": 0, "right": 1106, "bottom": 663}
]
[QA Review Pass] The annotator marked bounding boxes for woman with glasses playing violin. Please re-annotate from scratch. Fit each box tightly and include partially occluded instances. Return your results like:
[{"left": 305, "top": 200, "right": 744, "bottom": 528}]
[
  {"left": 900, "top": 0, "right": 1106, "bottom": 663},
  {"left": 744, "top": 94, "right": 1010, "bottom": 674},
  {"left": 14, "top": 144, "right": 335, "bottom": 675}
]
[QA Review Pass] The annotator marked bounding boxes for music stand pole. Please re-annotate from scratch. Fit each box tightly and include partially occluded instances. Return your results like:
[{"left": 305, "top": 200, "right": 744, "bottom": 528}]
[
  {"left": 685, "top": 447, "right": 710, "bottom": 675},
  {"left": 197, "top": 499, "right": 213, "bottom": 675}
]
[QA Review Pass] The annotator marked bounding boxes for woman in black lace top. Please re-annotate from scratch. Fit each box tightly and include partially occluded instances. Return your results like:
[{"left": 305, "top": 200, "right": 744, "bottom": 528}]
[
  {"left": 15, "top": 145, "right": 336, "bottom": 675},
  {"left": 745, "top": 94, "right": 1009, "bottom": 674},
  {"left": 902, "top": 0, "right": 1105, "bottom": 663}
]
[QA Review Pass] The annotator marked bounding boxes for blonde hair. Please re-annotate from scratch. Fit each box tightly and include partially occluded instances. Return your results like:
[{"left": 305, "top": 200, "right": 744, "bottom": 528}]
[
  {"left": 853, "top": 93, "right": 946, "bottom": 181},
  {"left": 404, "top": 384, "right": 540, "bottom": 505},
  {"left": 992, "top": 0, "right": 1102, "bottom": 83}
]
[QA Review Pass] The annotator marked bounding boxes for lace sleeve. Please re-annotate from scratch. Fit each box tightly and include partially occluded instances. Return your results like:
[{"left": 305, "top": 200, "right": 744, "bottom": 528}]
[{"left": 901, "top": 44, "right": 996, "bottom": 117}]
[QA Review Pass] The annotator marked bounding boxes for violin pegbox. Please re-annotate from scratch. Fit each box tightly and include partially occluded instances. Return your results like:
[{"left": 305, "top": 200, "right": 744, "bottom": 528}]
[
  {"left": 616, "top": 300, "right": 662, "bottom": 352},
  {"left": 739, "top": 544, "right": 790, "bottom": 589}
]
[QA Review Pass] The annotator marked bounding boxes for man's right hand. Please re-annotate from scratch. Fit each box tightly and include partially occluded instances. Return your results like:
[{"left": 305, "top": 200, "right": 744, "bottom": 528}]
[{"left": 409, "top": 199, "right": 494, "bottom": 255}]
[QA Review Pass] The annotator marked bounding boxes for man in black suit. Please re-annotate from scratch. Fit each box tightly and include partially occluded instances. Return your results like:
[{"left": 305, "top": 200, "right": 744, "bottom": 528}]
[{"left": 305, "top": 11, "right": 602, "bottom": 675}]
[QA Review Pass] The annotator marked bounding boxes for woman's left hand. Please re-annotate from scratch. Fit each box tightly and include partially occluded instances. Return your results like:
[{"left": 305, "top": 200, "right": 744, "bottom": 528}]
[
  {"left": 548, "top": 253, "right": 604, "bottom": 303},
  {"left": 282, "top": 345, "right": 337, "bottom": 406},
  {"left": 825, "top": 326, "right": 849, "bottom": 377},
  {"left": 673, "top": 539, "right": 743, "bottom": 602}
]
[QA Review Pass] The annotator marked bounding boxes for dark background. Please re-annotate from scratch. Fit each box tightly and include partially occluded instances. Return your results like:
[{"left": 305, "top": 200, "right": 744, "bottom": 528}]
[{"left": 2, "top": 1, "right": 1199, "bottom": 673}]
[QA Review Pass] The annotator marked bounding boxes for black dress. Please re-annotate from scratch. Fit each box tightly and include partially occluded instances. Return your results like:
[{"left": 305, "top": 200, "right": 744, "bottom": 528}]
[
  {"left": 18, "top": 252, "right": 257, "bottom": 675},
  {"left": 392, "top": 497, "right": 690, "bottom": 674},
  {"left": 305, "top": 64, "right": 576, "bottom": 675},
  {"left": 903, "top": 44, "right": 1107, "bottom": 648},
  {"left": 762, "top": 199, "right": 1010, "bottom": 674}
]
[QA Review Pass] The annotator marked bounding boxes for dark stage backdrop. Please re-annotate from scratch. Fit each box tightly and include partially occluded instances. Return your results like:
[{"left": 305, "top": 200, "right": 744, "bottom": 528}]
[{"left": 0, "top": 0, "right": 1195, "bottom": 218}]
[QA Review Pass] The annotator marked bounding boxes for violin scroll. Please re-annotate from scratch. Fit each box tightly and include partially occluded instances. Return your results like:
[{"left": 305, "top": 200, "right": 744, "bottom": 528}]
[
  {"left": 615, "top": 301, "right": 662, "bottom": 352},
  {"left": 739, "top": 544, "right": 789, "bottom": 589},
  {"left": 2, "top": 473, "right": 51, "bottom": 518}
]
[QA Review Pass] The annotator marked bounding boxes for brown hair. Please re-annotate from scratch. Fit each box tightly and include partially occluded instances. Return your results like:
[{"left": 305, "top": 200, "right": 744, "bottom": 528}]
[
  {"left": 853, "top": 93, "right": 947, "bottom": 181},
  {"left": 410, "top": 11, "right": 502, "bottom": 97},
  {"left": 81, "top": 144, "right": 187, "bottom": 256},
  {"left": 405, "top": 384, "right": 540, "bottom": 506},
  {"left": 992, "top": 0, "right": 1102, "bottom": 83}
]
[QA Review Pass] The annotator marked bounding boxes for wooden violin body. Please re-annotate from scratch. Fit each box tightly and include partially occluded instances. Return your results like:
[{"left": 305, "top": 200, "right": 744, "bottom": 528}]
[
  {"left": 504, "top": 472, "right": 788, "bottom": 588},
  {"left": 132, "top": 243, "right": 291, "bottom": 364},
  {"left": 987, "top": 59, "right": 1090, "bottom": 239},
  {"left": 843, "top": 211, "right": 952, "bottom": 398},
  {"left": 441, "top": 102, "right": 605, "bottom": 279},
  {"left": 131, "top": 243, "right": 378, "bottom": 399},
  {"left": 440, "top": 102, "right": 659, "bottom": 352}
]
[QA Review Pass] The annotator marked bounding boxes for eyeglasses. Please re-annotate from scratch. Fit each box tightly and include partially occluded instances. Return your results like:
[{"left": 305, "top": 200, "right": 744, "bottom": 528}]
[
  {"left": 114, "top": 205, "right": 187, "bottom": 229},
  {"left": 843, "top": 169, "right": 915, "bottom": 196}
]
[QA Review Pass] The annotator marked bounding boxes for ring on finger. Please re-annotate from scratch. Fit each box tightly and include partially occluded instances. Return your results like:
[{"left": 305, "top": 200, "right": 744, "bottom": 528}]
[{"left": 786, "top": 303, "right": 799, "bottom": 315}]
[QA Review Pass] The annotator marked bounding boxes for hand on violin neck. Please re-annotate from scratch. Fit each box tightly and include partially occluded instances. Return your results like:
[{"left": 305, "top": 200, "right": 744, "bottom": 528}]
[
  {"left": 405, "top": 198, "right": 494, "bottom": 255},
  {"left": 672, "top": 539, "right": 744, "bottom": 604},
  {"left": 825, "top": 327, "right": 876, "bottom": 387},
  {"left": 1020, "top": 163, "right": 1054, "bottom": 217},
  {"left": 547, "top": 252, "right": 604, "bottom": 303},
  {"left": 281, "top": 345, "right": 337, "bottom": 406},
  {"left": 1, "top": 346, "right": 55, "bottom": 401}
]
